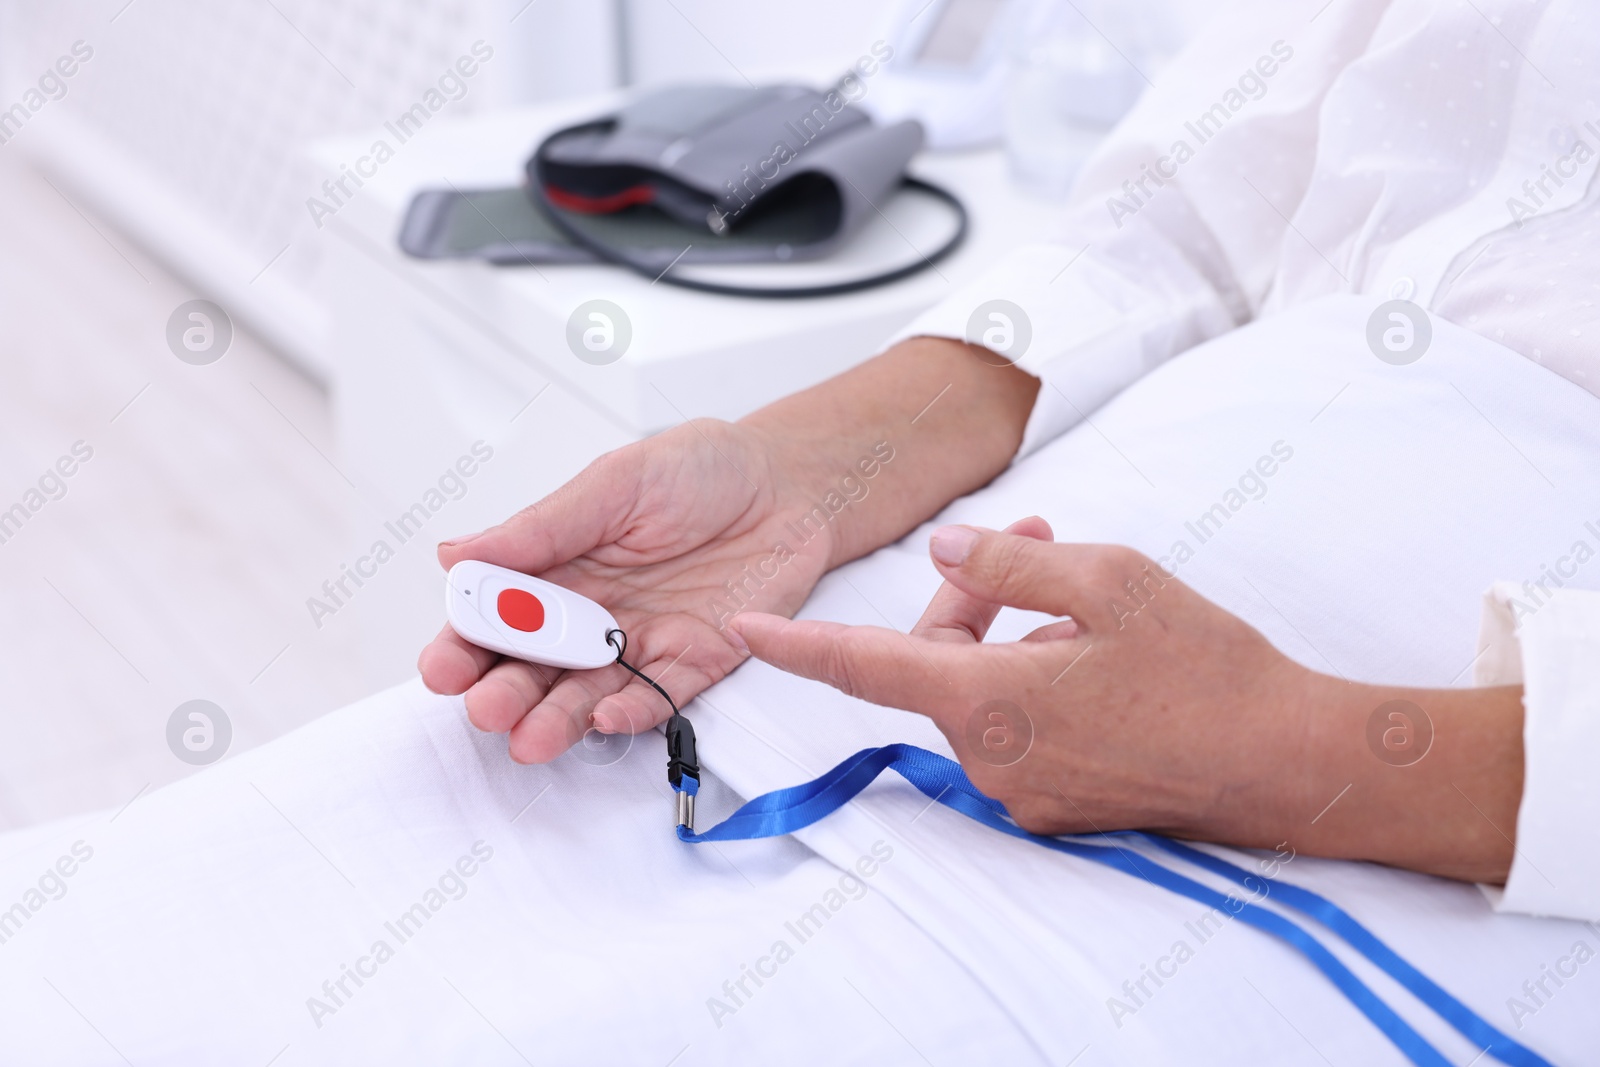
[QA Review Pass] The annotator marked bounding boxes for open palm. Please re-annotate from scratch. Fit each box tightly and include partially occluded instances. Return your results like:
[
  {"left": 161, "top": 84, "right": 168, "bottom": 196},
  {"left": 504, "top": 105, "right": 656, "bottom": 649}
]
[{"left": 419, "top": 418, "right": 832, "bottom": 762}]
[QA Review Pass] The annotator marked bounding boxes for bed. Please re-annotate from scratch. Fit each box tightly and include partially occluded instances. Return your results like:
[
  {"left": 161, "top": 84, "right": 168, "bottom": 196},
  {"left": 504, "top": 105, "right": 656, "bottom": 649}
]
[{"left": 3, "top": 297, "right": 1596, "bottom": 1065}]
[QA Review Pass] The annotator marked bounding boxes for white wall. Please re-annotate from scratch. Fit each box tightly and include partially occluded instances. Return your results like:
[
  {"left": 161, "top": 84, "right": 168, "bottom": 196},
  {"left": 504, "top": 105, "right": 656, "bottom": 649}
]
[
  {"left": 0, "top": 0, "right": 624, "bottom": 379},
  {"left": 622, "top": 0, "right": 901, "bottom": 85}
]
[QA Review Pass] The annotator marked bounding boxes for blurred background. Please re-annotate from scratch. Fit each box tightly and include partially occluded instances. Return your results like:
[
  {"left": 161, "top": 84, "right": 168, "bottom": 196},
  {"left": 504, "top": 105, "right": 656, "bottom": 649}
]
[{"left": 0, "top": 0, "right": 1201, "bottom": 833}]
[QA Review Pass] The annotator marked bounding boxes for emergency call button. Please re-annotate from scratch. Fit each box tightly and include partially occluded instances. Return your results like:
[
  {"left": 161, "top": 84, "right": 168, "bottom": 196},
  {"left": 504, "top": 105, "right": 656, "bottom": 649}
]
[{"left": 497, "top": 588, "right": 546, "bottom": 632}]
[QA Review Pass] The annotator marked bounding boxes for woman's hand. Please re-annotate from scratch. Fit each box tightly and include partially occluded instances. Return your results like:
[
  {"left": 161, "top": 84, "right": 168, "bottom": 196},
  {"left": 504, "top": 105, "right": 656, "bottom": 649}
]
[
  {"left": 729, "top": 518, "right": 1309, "bottom": 842},
  {"left": 418, "top": 418, "right": 838, "bottom": 762},
  {"left": 728, "top": 521, "right": 1527, "bottom": 883},
  {"left": 418, "top": 336, "right": 1040, "bottom": 764}
]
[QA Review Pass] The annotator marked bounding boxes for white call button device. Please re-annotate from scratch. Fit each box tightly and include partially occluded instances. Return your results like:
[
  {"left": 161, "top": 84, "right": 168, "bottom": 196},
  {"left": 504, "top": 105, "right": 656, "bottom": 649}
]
[{"left": 444, "top": 560, "right": 619, "bottom": 670}]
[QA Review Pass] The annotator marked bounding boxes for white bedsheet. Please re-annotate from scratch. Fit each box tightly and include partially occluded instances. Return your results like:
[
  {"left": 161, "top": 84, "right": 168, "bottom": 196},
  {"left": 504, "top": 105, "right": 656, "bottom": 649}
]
[{"left": 3, "top": 296, "right": 1597, "bottom": 1066}]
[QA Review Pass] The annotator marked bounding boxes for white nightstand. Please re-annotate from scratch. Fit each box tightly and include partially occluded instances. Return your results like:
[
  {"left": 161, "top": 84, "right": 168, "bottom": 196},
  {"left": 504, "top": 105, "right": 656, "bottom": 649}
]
[{"left": 306, "top": 93, "right": 1079, "bottom": 687}]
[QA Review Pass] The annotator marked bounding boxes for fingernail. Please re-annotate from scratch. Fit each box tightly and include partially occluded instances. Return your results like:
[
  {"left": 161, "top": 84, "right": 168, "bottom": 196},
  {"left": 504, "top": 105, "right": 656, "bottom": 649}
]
[
  {"left": 439, "top": 532, "right": 483, "bottom": 548},
  {"left": 725, "top": 624, "right": 749, "bottom": 654},
  {"left": 591, "top": 713, "right": 615, "bottom": 734},
  {"left": 930, "top": 525, "right": 979, "bottom": 566}
]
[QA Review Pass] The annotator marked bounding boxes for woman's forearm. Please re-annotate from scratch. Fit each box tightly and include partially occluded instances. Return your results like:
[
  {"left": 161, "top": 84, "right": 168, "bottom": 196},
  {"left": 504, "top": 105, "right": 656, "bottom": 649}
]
[
  {"left": 1275, "top": 678, "right": 1526, "bottom": 884},
  {"left": 740, "top": 336, "right": 1039, "bottom": 569}
]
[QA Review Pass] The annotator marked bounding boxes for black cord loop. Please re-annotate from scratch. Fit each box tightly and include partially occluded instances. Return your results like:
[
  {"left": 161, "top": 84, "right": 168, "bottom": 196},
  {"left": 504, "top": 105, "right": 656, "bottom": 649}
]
[{"left": 605, "top": 628, "right": 679, "bottom": 717}]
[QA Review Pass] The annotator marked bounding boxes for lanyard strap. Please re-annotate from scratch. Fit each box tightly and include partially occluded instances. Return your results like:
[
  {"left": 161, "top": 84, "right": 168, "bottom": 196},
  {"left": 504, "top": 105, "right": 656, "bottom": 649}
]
[{"left": 678, "top": 743, "right": 1554, "bottom": 1067}]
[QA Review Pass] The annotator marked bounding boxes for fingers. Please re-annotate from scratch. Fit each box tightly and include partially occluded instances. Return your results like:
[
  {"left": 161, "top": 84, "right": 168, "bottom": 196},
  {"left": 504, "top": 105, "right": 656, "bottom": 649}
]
[
  {"left": 592, "top": 649, "right": 714, "bottom": 735},
  {"left": 506, "top": 665, "right": 630, "bottom": 764},
  {"left": 912, "top": 516, "right": 1053, "bottom": 644},
  {"left": 1022, "top": 618, "right": 1082, "bottom": 643},
  {"left": 729, "top": 613, "right": 968, "bottom": 718},
  {"left": 437, "top": 450, "right": 635, "bottom": 574},
  {"left": 463, "top": 659, "right": 560, "bottom": 734},
  {"left": 418, "top": 624, "right": 499, "bottom": 694},
  {"left": 928, "top": 529, "right": 1161, "bottom": 631},
  {"left": 447, "top": 609, "right": 724, "bottom": 761}
]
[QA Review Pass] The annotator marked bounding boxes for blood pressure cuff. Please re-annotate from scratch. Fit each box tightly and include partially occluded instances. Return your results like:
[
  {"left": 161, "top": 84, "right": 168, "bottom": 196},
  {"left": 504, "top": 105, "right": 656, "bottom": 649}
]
[{"left": 527, "top": 84, "right": 925, "bottom": 263}]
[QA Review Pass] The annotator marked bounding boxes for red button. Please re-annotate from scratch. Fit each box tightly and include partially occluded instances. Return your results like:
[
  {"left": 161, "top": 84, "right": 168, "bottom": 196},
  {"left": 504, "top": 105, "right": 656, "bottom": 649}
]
[{"left": 497, "top": 588, "right": 545, "bottom": 632}]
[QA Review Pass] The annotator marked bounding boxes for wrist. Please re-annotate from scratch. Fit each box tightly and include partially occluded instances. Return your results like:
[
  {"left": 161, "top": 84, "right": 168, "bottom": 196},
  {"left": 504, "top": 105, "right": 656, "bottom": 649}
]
[
  {"left": 732, "top": 416, "right": 852, "bottom": 567},
  {"left": 1229, "top": 670, "right": 1415, "bottom": 856},
  {"left": 740, "top": 336, "right": 1040, "bottom": 570},
  {"left": 1188, "top": 656, "right": 1331, "bottom": 848}
]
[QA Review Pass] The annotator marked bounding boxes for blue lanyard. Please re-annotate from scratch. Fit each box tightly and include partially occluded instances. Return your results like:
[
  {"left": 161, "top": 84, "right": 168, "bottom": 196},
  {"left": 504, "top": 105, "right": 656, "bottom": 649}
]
[{"left": 675, "top": 743, "right": 1555, "bottom": 1067}]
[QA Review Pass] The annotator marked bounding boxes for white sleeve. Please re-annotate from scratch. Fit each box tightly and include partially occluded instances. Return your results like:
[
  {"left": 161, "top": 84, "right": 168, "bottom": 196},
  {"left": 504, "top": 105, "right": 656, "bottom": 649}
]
[
  {"left": 1475, "top": 583, "right": 1600, "bottom": 922},
  {"left": 887, "top": 0, "right": 1393, "bottom": 456}
]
